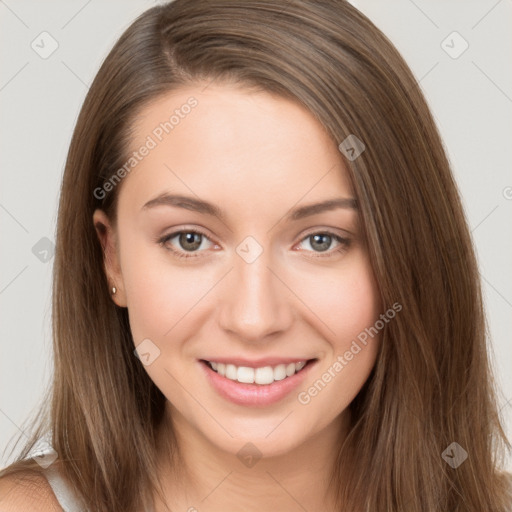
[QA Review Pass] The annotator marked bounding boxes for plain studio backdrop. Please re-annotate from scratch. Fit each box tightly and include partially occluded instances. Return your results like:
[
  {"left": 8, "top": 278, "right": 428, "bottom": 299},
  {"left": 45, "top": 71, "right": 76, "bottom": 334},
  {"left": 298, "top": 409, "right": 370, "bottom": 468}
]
[{"left": 1, "top": 0, "right": 511, "bottom": 472}]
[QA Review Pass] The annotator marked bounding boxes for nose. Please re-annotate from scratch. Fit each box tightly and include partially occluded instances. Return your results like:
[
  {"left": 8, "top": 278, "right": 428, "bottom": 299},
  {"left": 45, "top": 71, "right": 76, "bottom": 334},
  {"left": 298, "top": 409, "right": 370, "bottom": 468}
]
[{"left": 217, "top": 249, "right": 294, "bottom": 343}]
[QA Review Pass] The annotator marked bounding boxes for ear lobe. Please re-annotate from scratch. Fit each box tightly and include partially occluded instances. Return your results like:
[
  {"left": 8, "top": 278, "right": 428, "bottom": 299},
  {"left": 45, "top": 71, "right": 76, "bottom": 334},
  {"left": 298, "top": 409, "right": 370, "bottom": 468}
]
[{"left": 92, "top": 209, "right": 127, "bottom": 307}]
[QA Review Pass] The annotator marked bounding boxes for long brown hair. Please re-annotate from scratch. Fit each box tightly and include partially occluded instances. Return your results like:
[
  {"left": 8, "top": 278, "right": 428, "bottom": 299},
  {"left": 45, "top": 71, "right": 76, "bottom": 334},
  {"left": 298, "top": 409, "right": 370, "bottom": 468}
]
[{"left": 1, "top": 1, "right": 510, "bottom": 510}]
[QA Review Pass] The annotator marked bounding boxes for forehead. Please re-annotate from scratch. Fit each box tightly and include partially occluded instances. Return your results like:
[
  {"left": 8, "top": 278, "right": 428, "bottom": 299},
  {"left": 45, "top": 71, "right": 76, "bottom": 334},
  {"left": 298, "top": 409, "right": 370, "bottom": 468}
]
[{"left": 119, "top": 84, "right": 355, "bottom": 216}]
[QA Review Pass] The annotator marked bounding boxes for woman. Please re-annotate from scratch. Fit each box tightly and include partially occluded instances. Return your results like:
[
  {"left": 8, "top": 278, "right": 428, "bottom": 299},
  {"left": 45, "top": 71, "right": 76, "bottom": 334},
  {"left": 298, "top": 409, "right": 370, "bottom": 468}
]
[{"left": 1, "top": 1, "right": 510, "bottom": 511}]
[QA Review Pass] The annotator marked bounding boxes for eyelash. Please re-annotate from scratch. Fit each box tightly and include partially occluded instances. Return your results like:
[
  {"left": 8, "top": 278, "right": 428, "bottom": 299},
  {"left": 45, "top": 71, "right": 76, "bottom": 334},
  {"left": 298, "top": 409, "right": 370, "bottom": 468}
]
[{"left": 156, "top": 228, "right": 351, "bottom": 260}]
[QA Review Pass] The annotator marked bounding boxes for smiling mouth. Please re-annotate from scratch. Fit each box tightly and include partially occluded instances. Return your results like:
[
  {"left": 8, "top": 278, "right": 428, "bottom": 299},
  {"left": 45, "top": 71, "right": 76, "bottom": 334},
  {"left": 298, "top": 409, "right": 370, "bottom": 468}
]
[{"left": 200, "top": 359, "right": 317, "bottom": 385}]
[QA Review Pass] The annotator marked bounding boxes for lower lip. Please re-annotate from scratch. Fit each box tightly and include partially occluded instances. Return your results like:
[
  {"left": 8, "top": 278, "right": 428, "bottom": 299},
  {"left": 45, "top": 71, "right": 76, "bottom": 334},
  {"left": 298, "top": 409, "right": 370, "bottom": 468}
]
[{"left": 199, "top": 359, "right": 317, "bottom": 407}]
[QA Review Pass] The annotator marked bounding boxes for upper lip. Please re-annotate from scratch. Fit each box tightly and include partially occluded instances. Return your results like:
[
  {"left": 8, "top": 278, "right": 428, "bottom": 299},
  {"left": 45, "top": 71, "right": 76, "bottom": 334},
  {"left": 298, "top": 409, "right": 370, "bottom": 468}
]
[{"left": 200, "top": 357, "right": 316, "bottom": 368}]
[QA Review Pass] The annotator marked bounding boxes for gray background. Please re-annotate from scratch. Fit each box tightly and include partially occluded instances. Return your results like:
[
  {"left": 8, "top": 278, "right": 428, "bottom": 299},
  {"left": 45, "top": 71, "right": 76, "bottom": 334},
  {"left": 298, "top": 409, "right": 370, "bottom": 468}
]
[{"left": 1, "top": 0, "right": 511, "bottom": 471}]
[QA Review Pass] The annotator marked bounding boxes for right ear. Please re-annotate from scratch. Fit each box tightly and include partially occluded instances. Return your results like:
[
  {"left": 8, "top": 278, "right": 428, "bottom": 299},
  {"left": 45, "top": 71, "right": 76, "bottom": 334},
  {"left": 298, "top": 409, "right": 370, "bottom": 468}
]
[{"left": 93, "top": 209, "right": 127, "bottom": 307}]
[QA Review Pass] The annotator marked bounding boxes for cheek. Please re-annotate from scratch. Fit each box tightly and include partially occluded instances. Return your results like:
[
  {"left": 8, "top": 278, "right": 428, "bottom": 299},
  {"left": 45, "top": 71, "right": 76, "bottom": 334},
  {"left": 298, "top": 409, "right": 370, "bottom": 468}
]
[
  {"left": 118, "top": 231, "right": 211, "bottom": 345},
  {"left": 293, "top": 258, "right": 382, "bottom": 405},
  {"left": 293, "top": 255, "right": 382, "bottom": 348},
  {"left": 330, "top": 263, "right": 382, "bottom": 380},
  {"left": 331, "top": 268, "right": 381, "bottom": 348}
]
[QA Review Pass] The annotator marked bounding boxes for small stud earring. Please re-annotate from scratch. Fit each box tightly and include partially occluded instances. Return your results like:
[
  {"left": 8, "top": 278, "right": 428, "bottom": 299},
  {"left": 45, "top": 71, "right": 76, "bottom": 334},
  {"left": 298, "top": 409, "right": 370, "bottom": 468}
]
[{"left": 111, "top": 286, "right": 117, "bottom": 295}]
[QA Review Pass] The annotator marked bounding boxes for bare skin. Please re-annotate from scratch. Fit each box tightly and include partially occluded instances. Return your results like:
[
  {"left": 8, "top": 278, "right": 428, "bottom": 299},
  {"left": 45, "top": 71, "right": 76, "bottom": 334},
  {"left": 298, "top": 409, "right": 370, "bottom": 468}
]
[{"left": 94, "top": 83, "right": 382, "bottom": 511}]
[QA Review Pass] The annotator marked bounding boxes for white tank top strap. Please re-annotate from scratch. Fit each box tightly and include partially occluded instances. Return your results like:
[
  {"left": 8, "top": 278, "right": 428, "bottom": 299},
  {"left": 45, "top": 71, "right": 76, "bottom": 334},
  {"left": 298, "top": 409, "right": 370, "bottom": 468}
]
[
  {"left": 25, "top": 437, "right": 87, "bottom": 511},
  {"left": 27, "top": 436, "right": 155, "bottom": 511},
  {"left": 41, "top": 464, "right": 156, "bottom": 512},
  {"left": 42, "top": 463, "right": 88, "bottom": 512}
]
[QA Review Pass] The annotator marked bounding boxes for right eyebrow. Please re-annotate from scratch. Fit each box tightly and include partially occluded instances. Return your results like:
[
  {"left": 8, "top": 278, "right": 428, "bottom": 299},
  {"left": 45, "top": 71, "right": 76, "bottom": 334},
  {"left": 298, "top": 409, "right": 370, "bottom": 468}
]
[{"left": 142, "top": 193, "right": 227, "bottom": 221}]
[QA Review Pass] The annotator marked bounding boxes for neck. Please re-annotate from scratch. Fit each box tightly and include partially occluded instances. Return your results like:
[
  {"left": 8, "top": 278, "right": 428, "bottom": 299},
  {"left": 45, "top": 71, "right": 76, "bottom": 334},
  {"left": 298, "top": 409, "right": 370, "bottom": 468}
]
[{"left": 153, "top": 403, "right": 351, "bottom": 512}]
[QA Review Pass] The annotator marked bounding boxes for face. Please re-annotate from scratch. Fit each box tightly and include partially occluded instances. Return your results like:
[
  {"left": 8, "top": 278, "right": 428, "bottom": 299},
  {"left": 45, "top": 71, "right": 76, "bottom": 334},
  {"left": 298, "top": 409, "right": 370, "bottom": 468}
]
[{"left": 93, "top": 83, "right": 382, "bottom": 458}]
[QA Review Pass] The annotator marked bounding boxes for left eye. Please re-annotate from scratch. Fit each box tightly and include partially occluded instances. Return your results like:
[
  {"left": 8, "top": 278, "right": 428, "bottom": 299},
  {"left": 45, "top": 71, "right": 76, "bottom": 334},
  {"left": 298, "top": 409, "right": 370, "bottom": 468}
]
[
  {"left": 157, "top": 229, "right": 350, "bottom": 259},
  {"left": 297, "top": 232, "right": 350, "bottom": 255}
]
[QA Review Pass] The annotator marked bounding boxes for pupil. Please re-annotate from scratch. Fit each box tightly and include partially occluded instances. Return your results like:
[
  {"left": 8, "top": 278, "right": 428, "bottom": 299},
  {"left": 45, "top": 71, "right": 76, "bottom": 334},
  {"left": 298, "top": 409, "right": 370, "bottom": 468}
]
[
  {"left": 180, "top": 232, "right": 201, "bottom": 251},
  {"left": 311, "top": 234, "right": 331, "bottom": 252}
]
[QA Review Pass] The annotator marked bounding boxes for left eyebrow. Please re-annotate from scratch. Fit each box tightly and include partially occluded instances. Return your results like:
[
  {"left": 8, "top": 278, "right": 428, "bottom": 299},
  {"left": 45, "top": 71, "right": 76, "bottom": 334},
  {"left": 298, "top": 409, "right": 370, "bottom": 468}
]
[
  {"left": 141, "top": 193, "right": 358, "bottom": 222},
  {"left": 287, "top": 197, "right": 358, "bottom": 221}
]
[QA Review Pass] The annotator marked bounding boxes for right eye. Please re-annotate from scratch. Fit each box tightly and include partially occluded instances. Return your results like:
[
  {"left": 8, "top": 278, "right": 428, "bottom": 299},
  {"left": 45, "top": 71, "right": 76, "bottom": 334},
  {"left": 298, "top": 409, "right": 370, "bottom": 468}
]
[{"left": 157, "top": 228, "right": 217, "bottom": 259}]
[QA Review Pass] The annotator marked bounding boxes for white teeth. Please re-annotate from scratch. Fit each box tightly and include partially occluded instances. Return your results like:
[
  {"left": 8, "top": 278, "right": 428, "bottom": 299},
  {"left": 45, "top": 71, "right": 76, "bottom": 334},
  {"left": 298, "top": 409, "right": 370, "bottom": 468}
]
[
  {"left": 225, "top": 364, "right": 237, "bottom": 380},
  {"left": 237, "top": 366, "right": 254, "bottom": 383},
  {"left": 254, "top": 366, "right": 274, "bottom": 385},
  {"left": 207, "top": 360, "right": 310, "bottom": 385},
  {"left": 273, "top": 364, "right": 287, "bottom": 381},
  {"left": 286, "top": 363, "right": 296, "bottom": 377}
]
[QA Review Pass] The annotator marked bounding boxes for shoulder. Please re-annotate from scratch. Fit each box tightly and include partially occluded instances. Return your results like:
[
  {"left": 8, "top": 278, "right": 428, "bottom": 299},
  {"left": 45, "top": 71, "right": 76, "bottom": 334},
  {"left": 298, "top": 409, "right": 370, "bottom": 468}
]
[{"left": 0, "top": 469, "right": 63, "bottom": 512}]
